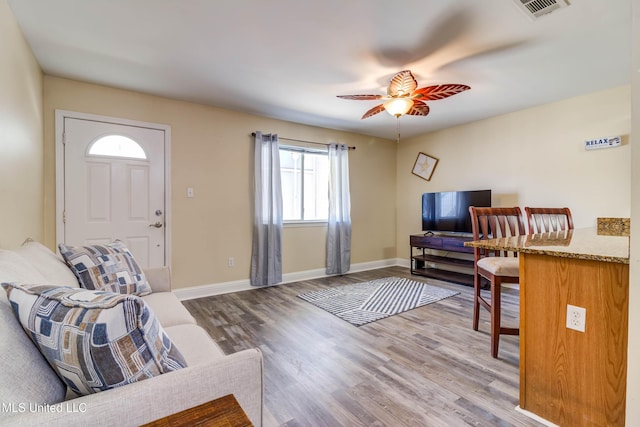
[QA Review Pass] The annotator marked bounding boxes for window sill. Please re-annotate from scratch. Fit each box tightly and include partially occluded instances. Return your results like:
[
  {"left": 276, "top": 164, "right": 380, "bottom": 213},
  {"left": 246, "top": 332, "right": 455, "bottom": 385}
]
[{"left": 283, "top": 220, "right": 327, "bottom": 228}]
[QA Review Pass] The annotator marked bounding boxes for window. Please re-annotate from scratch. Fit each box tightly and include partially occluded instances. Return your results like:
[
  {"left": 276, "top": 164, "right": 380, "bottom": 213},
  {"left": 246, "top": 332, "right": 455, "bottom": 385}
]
[
  {"left": 438, "top": 191, "right": 457, "bottom": 218},
  {"left": 88, "top": 134, "right": 147, "bottom": 159},
  {"left": 279, "top": 146, "right": 329, "bottom": 221}
]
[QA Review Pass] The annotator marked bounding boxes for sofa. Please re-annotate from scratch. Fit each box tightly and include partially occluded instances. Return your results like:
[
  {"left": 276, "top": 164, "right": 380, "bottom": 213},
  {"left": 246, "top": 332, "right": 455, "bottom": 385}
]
[{"left": 0, "top": 240, "right": 263, "bottom": 426}]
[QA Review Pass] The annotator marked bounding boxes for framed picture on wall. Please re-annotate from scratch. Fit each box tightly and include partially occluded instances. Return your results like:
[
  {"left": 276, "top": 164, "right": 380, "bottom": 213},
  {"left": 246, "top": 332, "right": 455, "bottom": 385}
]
[{"left": 412, "top": 152, "right": 439, "bottom": 181}]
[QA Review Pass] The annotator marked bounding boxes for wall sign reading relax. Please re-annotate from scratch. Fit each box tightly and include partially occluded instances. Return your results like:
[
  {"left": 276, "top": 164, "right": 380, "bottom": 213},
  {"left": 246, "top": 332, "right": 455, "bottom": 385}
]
[{"left": 584, "top": 135, "right": 621, "bottom": 151}]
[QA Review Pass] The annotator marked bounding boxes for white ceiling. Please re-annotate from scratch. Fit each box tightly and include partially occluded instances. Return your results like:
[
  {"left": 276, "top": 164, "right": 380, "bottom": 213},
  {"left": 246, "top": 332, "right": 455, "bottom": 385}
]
[{"left": 8, "top": 0, "right": 631, "bottom": 140}]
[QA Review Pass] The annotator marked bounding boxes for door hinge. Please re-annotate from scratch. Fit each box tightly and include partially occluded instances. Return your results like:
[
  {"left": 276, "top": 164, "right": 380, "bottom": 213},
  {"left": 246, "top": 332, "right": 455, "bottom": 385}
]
[{"left": 63, "top": 211, "right": 66, "bottom": 224}]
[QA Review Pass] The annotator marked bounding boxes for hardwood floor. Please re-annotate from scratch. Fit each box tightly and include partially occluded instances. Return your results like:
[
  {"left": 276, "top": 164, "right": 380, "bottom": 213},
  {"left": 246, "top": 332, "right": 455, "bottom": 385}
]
[{"left": 183, "top": 267, "right": 543, "bottom": 427}]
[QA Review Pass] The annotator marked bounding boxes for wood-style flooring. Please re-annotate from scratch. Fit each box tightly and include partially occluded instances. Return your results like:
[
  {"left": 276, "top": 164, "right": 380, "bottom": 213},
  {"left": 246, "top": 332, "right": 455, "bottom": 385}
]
[{"left": 183, "top": 267, "right": 543, "bottom": 427}]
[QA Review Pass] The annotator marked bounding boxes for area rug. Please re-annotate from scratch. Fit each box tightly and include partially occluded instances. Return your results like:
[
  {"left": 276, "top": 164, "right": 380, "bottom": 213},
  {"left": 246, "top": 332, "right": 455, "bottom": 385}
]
[{"left": 297, "top": 277, "right": 459, "bottom": 326}]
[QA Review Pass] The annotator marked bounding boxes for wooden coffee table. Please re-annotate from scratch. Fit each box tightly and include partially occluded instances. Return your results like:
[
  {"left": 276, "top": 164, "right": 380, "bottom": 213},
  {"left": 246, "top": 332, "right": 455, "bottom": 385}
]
[{"left": 142, "top": 394, "right": 253, "bottom": 427}]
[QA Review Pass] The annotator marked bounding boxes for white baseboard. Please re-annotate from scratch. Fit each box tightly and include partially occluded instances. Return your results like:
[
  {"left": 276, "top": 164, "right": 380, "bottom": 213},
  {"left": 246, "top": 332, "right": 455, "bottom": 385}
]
[{"left": 174, "top": 258, "right": 405, "bottom": 301}]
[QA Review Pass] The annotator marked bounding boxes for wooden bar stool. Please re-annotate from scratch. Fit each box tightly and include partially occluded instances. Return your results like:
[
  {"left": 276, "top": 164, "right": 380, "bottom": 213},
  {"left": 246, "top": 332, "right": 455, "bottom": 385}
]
[{"left": 468, "top": 206, "right": 526, "bottom": 358}]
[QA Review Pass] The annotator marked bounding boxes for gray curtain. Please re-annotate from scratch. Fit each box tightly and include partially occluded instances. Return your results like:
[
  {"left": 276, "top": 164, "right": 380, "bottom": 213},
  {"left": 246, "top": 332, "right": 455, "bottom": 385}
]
[
  {"left": 250, "top": 131, "right": 283, "bottom": 286},
  {"left": 326, "top": 143, "right": 351, "bottom": 275}
]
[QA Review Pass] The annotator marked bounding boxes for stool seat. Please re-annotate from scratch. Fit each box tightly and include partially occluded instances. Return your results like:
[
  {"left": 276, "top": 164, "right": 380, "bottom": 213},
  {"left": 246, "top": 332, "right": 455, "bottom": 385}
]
[{"left": 477, "top": 257, "right": 520, "bottom": 277}]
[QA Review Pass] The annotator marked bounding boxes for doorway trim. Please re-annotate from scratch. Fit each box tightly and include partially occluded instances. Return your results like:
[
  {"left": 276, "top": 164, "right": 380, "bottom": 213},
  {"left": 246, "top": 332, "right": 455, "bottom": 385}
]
[{"left": 55, "top": 109, "right": 172, "bottom": 266}]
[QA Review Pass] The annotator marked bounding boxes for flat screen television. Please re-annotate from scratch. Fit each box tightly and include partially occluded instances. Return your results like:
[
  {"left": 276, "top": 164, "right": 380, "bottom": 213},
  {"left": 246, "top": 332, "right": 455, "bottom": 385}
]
[{"left": 422, "top": 189, "right": 491, "bottom": 233}]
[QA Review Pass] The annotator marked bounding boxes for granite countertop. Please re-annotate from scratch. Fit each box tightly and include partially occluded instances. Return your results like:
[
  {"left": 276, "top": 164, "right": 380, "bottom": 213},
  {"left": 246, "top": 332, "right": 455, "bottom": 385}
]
[{"left": 464, "top": 227, "right": 630, "bottom": 264}]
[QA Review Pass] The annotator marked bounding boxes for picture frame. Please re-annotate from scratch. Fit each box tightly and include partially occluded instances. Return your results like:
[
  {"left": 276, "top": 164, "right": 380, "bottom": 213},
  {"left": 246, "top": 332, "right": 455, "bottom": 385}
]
[{"left": 412, "top": 152, "right": 439, "bottom": 181}]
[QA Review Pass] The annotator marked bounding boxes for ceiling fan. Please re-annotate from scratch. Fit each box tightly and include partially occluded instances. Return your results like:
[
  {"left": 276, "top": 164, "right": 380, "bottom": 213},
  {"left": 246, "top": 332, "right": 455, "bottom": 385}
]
[{"left": 337, "top": 70, "right": 470, "bottom": 120}]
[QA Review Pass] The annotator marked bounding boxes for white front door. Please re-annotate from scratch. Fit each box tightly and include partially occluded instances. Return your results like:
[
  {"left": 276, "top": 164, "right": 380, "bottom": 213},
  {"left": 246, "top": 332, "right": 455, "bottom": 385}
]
[{"left": 59, "top": 114, "right": 168, "bottom": 268}]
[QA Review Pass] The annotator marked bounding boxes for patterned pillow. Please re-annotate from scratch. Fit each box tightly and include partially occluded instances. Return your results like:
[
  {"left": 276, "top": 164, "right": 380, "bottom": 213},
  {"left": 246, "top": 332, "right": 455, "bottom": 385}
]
[
  {"left": 1, "top": 283, "right": 187, "bottom": 396},
  {"left": 58, "top": 241, "right": 152, "bottom": 296}
]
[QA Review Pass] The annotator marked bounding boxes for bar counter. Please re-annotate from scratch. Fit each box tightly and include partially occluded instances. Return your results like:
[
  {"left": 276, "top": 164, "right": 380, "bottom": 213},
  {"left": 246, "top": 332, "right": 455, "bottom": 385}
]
[
  {"left": 465, "top": 227, "right": 630, "bottom": 263},
  {"left": 465, "top": 228, "right": 630, "bottom": 427}
]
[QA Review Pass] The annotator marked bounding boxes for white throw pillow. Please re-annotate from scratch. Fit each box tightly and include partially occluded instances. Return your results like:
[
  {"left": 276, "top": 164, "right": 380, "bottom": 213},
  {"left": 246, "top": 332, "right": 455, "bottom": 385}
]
[
  {"left": 14, "top": 240, "right": 79, "bottom": 288},
  {"left": 0, "top": 249, "right": 48, "bottom": 305}
]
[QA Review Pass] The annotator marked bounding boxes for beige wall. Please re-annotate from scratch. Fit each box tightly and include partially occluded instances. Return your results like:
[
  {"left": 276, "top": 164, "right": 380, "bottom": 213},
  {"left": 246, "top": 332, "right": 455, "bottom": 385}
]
[
  {"left": 396, "top": 85, "right": 631, "bottom": 247},
  {"left": 0, "top": 1, "right": 43, "bottom": 248},
  {"left": 42, "top": 76, "right": 397, "bottom": 289}
]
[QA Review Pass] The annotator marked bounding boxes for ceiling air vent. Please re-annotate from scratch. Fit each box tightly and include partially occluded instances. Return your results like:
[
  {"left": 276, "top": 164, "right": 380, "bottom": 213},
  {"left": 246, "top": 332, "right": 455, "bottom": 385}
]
[{"left": 514, "top": 0, "right": 570, "bottom": 20}]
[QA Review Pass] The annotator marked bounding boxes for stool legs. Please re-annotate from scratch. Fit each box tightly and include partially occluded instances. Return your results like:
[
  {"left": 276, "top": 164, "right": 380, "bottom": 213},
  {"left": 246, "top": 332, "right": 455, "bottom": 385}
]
[
  {"left": 473, "top": 273, "right": 481, "bottom": 331},
  {"left": 490, "top": 279, "right": 502, "bottom": 358},
  {"left": 473, "top": 273, "right": 519, "bottom": 358}
]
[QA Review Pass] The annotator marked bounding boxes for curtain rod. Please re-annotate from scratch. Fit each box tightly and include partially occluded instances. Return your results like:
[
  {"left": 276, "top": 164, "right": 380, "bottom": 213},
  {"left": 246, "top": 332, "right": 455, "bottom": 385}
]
[{"left": 250, "top": 133, "right": 356, "bottom": 150}]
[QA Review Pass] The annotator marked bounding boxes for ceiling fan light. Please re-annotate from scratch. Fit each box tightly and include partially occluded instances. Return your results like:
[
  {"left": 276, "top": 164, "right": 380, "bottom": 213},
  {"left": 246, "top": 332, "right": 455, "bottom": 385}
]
[{"left": 384, "top": 98, "right": 413, "bottom": 117}]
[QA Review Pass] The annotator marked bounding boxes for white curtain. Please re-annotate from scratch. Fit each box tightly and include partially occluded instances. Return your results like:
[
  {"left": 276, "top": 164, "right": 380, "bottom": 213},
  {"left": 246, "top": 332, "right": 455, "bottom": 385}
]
[
  {"left": 250, "top": 131, "right": 283, "bottom": 286},
  {"left": 326, "top": 143, "right": 351, "bottom": 275}
]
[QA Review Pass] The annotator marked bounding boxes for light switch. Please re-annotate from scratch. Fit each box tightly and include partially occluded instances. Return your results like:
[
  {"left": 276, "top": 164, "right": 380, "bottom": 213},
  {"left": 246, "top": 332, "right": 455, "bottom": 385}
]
[{"left": 187, "top": 187, "right": 194, "bottom": 198}]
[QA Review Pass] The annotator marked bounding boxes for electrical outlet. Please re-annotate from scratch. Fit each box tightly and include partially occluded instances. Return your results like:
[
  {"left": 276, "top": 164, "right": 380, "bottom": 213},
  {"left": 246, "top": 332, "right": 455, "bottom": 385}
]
[
  {"left": 566, "top": 304, "right": 586, "bottom": 332},
  {"left": 228, "top": 257, "right": 235, "bottom": 267}
]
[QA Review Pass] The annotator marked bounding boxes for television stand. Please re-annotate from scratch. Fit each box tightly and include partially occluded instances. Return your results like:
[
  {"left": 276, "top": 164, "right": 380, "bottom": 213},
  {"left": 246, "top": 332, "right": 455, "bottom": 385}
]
[{"left": 410, "top": 234, "right": 475, "bottom": 286}]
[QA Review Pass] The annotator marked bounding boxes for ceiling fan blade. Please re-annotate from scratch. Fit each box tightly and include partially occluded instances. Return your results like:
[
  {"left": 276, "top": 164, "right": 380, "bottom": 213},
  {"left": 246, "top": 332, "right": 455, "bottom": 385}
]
[
  {"left": 373, "top": 8, "right": 473, "bottom": 68},
  {"left": 406, "top": 101, "right": 430, "bottom": 116},
  {"left": 387, "top": 70, "right": 417, "bottom": 97},
  {"left": 412, "top": 84, "right": 470, "bottom": 101},
  {"left": 361, "top": 104, "right": 386, "bottom": 119},
  {"left": 337, "top": 94, "right": 383, "bottom": 100},
  {"left": 438, "top": 40, "right": 529, "bottom": 71}
]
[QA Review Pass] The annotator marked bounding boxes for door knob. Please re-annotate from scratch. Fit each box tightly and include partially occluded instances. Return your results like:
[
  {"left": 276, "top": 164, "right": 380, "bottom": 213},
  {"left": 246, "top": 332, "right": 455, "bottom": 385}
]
[{"left": 149, "top": 222, "right": 164, "bottom": 228}]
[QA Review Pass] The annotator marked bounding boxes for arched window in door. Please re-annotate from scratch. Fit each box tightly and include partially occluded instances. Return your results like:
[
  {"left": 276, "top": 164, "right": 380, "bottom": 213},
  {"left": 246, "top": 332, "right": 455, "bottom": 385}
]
[{"left": 87, "top": 134, "right": 147, "bottom": 160}]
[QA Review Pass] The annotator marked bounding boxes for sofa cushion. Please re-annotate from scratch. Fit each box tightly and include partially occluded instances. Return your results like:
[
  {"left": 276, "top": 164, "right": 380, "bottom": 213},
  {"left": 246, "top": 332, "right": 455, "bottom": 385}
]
[
  {"left": 14, "top": 240, "right": 79, "bottom": 287},
  {"left": 143, "top": 266, "right": 172, "bottom": 293},
  {"left": 142, "top": 292, "right": 197, "bottom": 327},
  {"left": 164, "top": 324, "right": 226, "bottom": 366},
  {"left": 58, "top": 241, "right": 152, "bottom": 296},
  {"left": 2, "top": 283, "right": 187, "bottom": 396},
  {"left": 0, "top": 249, "right": 49, "bottom": 305},
  {"left": 0, "top": 301, "right": 66, "bottom": 407}
]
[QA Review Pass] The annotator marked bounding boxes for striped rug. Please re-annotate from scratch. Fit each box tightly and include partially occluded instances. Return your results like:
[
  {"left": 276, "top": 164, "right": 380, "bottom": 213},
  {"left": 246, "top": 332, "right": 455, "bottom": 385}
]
[{"left": 298, "top": 277, "right": 459, "bottom": 326}]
